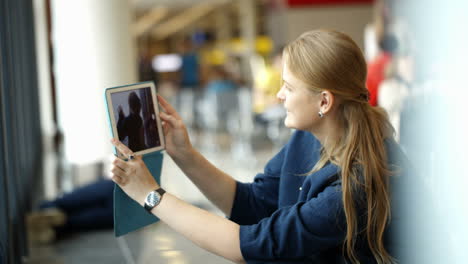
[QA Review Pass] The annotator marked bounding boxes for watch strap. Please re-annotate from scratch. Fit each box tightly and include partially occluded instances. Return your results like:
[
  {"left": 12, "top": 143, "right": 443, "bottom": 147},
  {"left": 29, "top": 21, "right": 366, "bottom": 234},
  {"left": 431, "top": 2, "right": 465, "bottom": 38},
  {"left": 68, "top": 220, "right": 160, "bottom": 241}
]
[{"left": 156, "top": 188, "right": 166, "bottom": 197}]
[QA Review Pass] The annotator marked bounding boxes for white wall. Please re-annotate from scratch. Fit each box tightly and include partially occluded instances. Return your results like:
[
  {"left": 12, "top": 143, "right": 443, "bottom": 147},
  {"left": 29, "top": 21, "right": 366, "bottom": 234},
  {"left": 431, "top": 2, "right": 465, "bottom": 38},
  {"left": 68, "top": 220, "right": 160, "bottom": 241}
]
[{"left": 51, "top": 0, "right": 137, "bottom": 183}]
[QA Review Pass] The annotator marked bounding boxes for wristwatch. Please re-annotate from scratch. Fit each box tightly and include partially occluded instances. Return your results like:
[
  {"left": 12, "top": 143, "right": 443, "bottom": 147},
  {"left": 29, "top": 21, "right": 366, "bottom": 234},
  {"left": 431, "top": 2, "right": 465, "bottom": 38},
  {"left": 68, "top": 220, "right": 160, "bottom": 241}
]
[{"left": 144, "top": 188, "right": 166, "bottom": 213}]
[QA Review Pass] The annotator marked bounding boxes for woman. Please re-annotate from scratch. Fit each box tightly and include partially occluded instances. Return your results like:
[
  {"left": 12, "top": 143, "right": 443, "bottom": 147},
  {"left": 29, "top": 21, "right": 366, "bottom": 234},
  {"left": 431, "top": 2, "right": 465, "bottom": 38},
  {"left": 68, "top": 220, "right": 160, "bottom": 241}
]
[{"left": 110, "top": 29, "right": 406, "bottom": 263}]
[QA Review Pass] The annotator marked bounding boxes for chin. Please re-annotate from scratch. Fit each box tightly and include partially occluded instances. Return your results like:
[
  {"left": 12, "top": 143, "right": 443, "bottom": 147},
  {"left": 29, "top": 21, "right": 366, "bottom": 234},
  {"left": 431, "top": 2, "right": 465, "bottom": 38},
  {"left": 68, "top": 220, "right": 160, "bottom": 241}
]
[
  {"left": 284, "top": 118, "right": 296, "bottom": 129},
  {"left": 285, "top": 118, "right": 313, "bottom": 131}
]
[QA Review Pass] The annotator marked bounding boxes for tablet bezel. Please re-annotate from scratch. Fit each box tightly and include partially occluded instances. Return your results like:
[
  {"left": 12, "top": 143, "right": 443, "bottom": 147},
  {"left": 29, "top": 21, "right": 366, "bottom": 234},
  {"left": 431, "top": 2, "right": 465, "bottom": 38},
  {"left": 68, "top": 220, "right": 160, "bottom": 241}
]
[{"left": 105, "top": 81, "right": 165, "bottom": 158}]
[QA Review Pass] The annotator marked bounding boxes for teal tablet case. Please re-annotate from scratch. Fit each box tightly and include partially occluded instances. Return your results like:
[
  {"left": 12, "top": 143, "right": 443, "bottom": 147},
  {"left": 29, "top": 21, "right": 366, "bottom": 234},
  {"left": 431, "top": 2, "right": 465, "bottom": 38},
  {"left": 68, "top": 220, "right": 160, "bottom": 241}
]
[
  {"left": 113, "top": 152, "right": 163, "bottom": 237},
  {"left": 104, "top": 82, "right": 163, "bottom": 237}
]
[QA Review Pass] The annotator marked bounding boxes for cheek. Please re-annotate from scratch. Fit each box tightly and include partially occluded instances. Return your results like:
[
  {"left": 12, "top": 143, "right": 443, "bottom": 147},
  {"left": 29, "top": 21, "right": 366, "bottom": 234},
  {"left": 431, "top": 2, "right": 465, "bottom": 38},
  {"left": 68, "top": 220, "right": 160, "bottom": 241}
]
[
  {"left": 287, "top": 103, "right": 317, "bottom": 129},
  {"left": 284, "top": 94, "right": 296, "bottom": 108}
]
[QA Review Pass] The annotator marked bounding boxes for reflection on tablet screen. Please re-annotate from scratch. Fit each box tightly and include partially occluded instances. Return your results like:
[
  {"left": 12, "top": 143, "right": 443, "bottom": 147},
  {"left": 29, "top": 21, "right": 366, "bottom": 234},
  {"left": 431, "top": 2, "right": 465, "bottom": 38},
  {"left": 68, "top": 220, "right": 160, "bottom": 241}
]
[{"left": 111, "top": 87, "right": 161, "bottom": 152}]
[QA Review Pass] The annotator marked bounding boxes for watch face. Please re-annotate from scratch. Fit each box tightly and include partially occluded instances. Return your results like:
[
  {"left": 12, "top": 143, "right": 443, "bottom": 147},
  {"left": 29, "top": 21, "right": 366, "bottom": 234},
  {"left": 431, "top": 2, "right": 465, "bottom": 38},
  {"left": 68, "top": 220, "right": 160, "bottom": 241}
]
[{"left": 146, "top": 191, "right": 160, "bottom": 207}]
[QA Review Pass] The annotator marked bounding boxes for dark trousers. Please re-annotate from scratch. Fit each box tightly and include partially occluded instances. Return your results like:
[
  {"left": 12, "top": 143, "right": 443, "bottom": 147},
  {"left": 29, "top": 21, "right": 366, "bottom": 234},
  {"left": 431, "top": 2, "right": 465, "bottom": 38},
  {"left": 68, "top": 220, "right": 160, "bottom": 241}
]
[{"left": 40, "top": 179, "right": 114, "bottom": 232}]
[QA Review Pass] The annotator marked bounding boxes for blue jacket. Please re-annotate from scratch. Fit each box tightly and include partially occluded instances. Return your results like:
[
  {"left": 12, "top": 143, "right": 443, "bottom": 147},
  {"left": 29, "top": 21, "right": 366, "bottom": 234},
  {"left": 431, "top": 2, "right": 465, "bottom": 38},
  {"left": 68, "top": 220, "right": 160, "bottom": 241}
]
[{"left": 230, "top": 130, "right": 410, "bottom": 263}]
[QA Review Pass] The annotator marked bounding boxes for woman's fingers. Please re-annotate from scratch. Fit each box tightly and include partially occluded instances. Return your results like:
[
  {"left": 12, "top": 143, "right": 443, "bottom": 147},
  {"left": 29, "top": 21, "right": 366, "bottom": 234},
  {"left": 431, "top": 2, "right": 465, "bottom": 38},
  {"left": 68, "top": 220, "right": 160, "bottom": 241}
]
[
  {"left": 113, "top": 175, "right": 129, "bottom": 186},
  {"left": 113, "top": 157, "right": 127, "bottom": 171},
  {"left": 160, "top": 112, "right": 179, "bottom": 128},
  {"left": 111, "top": 139, "right": 135, "bottom": 159},
  {"left": 162, "top": 121, "right": 170, "bottom": 136},
  {"left": 111, "top": 166, "right": 126, "bottom": 185},
  {"left": 111, "top": 167, "right": 123, "bottom": 178},
  {"left": 157, "top": 95, "right": 181, "bottom": 119},
  {"left": 110, "top": 155, "right": 140, "bottom": 186},
  {"left": 157, "top": 95, "right": 174, "bottom": 112}
]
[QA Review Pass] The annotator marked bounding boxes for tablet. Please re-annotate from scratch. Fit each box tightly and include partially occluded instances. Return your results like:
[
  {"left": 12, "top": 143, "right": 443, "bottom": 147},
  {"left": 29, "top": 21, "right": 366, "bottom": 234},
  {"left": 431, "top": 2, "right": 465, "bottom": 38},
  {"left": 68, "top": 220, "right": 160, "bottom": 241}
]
[{"left": 105, "top": 81, "right": 165, "bottom": 158}]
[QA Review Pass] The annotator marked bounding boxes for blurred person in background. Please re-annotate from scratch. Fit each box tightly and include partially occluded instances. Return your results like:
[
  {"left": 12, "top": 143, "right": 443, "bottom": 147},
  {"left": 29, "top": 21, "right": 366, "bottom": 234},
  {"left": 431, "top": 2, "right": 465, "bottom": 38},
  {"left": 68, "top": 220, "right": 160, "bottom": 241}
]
[
  {"left": 364, "top": 0, "right": 394, "bottom": 62},
  {"left": 204, "top": 65, "right": 238, "bottom": 95},
  {"left": 198, "top": 65, "right": 239, "bottom": 146},
  {"left": 138, "top": 47, "right": 158, "bottom": 85},
  {"left": 178, "top": 37, "right": 200, "bottom": 91},
  {"left": 377, "top": 57, "right": 410, "bottom": 142},
  {"left": 176, "top": 36, "right": 200, "bottom": 131},
  {"left": 109, "top": 29, "right": 411, "bottom": 263},
  {"left": 366, "top": 33, "right": 398, "bottom": 106},
  {"left": 364, "top": 0, "right": 400, "bottom": 107},
  {"left": 27, "top": 179, "right": 114, "bottom": 244},
  {"left": 252, "top": 48, "right": 285, "bottom": 127},
  {"left": 378, "top": 23, "right": 414, "bottom": 142}
]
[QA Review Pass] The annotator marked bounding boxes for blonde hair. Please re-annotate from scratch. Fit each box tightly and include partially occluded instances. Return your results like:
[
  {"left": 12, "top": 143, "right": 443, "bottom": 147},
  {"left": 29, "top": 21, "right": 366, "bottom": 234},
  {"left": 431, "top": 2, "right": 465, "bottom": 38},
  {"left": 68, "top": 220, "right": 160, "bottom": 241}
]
[{"left": 284, "top": 29, "right": 395, "bottom": 263}]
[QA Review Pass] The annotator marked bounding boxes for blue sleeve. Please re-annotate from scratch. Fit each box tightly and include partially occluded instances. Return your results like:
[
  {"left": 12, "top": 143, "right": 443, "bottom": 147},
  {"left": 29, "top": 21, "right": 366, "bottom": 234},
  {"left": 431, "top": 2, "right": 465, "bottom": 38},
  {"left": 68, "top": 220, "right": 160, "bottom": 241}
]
[
  {"left": 238, "top": 184, "right": 345, "bottom": 261},
  {"left": 229, "top": 144, "right": 287, "bottom": 225}
]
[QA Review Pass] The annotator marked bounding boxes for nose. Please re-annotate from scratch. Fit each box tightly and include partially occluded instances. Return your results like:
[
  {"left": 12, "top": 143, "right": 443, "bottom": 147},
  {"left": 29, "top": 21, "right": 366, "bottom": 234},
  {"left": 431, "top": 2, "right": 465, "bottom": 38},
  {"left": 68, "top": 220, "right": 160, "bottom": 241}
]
[{"left": 277, "top": 86, "right": 285, "bottom": 101}]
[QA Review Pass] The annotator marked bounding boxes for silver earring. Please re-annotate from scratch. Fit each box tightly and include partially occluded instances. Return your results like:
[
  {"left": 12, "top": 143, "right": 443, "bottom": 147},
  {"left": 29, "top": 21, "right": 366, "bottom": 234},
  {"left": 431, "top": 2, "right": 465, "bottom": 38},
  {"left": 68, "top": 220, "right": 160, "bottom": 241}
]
[{"left": 318, "top": 110, "right": 324, "bottom": 118}]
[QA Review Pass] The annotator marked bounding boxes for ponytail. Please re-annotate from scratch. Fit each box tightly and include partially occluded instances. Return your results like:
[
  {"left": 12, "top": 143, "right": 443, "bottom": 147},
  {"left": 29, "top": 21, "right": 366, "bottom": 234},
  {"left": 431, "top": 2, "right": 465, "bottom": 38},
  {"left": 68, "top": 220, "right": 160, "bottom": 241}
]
[{"left": 339, "top": 102, "right": 394, "bottom": 263}]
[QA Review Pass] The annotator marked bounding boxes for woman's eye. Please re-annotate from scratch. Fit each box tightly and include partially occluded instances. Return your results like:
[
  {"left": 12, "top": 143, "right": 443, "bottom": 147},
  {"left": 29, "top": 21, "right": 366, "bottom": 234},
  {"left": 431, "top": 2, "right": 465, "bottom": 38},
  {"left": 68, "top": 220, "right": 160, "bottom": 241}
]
[{"left": 281, "top": 82, "right": 292, "bottom": 92}]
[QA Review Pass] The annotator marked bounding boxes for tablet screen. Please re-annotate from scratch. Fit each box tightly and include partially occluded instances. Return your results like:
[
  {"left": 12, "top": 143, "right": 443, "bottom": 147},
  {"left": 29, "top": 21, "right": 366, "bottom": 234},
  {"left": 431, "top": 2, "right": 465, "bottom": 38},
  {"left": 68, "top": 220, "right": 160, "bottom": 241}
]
[{"left": 106, "top": 82, "right": 165, "bottom": 155}]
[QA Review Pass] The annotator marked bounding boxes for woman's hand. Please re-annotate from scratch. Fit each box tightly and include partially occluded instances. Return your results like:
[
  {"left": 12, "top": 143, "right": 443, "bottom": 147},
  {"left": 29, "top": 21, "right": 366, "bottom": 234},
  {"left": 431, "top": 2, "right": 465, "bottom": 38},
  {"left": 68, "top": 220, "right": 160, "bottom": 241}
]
[
  {"left": 157, "top": 95, "right": 193, "bottom": 159},
  {"left": 109, "top": 139, "right": 159, "bottom": 205}
]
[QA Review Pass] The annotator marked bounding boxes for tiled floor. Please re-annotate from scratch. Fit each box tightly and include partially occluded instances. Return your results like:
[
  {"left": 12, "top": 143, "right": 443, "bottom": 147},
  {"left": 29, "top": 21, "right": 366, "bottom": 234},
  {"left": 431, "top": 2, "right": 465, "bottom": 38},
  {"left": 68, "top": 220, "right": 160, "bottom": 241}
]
[
  {"left": 29, "top": 131, "right": 286, "bottom": 264},
  {"left": 30, "top": 223, "right": 233, "bottom": 264}
]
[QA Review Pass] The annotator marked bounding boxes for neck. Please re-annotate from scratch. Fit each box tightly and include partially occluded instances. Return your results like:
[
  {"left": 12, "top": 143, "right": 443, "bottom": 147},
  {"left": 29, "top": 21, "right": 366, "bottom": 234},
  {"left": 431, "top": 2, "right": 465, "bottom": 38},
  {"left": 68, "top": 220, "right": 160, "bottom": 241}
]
[{"left": 310, "top": 114, "right": 343, "bottom": 158}]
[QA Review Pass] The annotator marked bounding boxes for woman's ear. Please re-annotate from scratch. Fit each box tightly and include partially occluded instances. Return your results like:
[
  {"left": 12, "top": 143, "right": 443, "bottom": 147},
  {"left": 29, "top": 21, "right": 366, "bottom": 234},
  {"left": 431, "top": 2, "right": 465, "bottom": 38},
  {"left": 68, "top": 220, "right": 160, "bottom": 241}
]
[{"left": 319, "top": 90, "right": 335, "bottom": 115}]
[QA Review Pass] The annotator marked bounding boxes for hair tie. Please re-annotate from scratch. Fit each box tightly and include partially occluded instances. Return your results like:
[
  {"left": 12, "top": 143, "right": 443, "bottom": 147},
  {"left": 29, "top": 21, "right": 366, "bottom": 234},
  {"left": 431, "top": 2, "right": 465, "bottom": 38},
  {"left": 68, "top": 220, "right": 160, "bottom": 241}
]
[{"left": 359, "top": 92, "right": 370, "bottom": 102}]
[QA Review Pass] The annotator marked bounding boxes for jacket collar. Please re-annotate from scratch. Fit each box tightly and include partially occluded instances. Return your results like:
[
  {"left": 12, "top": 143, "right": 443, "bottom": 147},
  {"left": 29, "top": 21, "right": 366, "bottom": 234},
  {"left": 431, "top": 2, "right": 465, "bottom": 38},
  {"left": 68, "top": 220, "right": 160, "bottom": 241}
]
[{"left": 310, "top": 162, "right": 340, "bottom": 185}]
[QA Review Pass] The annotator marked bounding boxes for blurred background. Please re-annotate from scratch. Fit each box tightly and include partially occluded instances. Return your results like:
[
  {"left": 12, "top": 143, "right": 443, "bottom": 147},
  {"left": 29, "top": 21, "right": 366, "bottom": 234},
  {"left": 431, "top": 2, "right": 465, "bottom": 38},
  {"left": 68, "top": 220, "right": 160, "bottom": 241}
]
[{"left": 1, "top": 0, "right": 467, "bottom": 263}]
